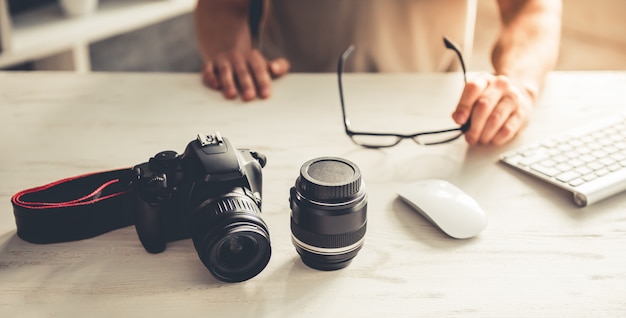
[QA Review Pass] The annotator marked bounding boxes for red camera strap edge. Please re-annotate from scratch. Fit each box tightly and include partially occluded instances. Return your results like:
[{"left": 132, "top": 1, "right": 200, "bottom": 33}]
[
  {"left": 10, "top": 168, "right": 136, "bottom": 244},
  {"left": 12, "top": 177, "right": 129, "bottom": 209}
]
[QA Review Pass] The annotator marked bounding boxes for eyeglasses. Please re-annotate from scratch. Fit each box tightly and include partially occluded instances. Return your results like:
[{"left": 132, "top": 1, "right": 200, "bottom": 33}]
[{"left": 337, "top": 37, "right": 471, "bottom": 148}]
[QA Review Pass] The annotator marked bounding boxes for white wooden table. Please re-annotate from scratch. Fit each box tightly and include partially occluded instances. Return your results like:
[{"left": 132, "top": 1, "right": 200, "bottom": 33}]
[{"left": 1, "top": 71, "right": 625, "bottom": 317}]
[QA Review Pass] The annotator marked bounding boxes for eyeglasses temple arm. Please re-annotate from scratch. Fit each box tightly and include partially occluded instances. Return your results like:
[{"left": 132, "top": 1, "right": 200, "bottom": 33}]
[
  {"left": 443, "top": 37, "right": 467, "bottom": 84},
  {"left": 337, "top": 45, "right": 355, "bottom": 131},
  {"left": 443, "top": 36, "right": 472, "bottom": 131}
]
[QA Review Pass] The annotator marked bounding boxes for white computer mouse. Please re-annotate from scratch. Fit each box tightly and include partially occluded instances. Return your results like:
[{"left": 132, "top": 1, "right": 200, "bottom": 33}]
[{"left": 397, "top": 179, "right": 487, "bottom": 239}]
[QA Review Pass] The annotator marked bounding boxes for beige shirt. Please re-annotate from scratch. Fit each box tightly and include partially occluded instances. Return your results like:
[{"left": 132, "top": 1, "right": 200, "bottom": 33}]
[{"left": 259, "top": 0, "right": 477, "bottom": 73}]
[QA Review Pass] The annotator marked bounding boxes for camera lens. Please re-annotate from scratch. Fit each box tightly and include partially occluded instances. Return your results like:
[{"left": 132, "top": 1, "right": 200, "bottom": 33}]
[
  {"left": 290, "top": 157, "right": 367, "bottom": 270},
  {"left": 191, "top": 189, "right": 271, "bottom": 283},
  {"left": 218, "top": 236, "right": 255, "bottom": 267}
]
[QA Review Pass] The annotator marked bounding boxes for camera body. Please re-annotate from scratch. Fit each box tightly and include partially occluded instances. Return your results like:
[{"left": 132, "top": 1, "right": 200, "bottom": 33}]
[{"left": 132, "top": 132, "right": 271, "bottom": 282}]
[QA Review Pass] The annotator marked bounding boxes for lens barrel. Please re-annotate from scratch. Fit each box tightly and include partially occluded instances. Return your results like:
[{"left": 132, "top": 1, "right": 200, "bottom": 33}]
[
  {"left": 192, "top": 189, "right": 271, "bottom": 283},
  {"left": 290, "top": 157, "right": 367, "bottom": 270}
]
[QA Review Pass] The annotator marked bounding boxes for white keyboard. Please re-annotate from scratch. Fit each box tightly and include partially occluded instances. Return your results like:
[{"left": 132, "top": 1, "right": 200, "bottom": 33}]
[{"left": 500, "top": 115, "right": 626, "bottom": 207}]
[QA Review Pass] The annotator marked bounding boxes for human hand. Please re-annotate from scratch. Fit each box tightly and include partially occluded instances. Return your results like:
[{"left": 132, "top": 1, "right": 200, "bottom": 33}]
[
  {"left": 452, "top": 73, "right": 536, "bottom": 146},
  {"left": 201, "top": 49, "right": 290, "bottom": 101}
]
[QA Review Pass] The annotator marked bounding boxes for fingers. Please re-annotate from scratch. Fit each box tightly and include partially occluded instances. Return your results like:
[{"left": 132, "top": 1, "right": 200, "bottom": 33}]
[
  {"left": 452, "top": 75, "right": 489, "bottom": 125},
  {"left": 457, "top": 74, "right": 533, "bottom": 146},
  {"left": 248, "top": 50, "right": 272, "bottom": 99},
  {"left": 215, "top": 53, "right": 239, "bottom": 100},
  {"left": 230, "top": 52, "right": 256, "bottom": 101},
  {"left": 268, "top": 58, "right": 290, "bottom": 78},
  {"left": 466, "top": 76, "right": 507, "bottom": 145},
  {"left": 490, "top": 103, "right": 527, "bottom": 146},
  {"left": 201, "top": 61, "right": 220, "bottom": 90},
  {"left": 202, "top": 49, "right": 287, "bottom": 101}
]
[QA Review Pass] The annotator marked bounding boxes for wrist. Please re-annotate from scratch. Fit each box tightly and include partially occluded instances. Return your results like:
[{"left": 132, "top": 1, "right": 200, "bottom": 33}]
[{"left": 499, "top": 74, "right": 539, "bottom": 105}]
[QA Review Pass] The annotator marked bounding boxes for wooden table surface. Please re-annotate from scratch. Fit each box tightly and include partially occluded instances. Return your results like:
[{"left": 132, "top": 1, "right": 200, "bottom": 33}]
[{"left": 1, "top": 71, "right": 625, "bottom": 317}]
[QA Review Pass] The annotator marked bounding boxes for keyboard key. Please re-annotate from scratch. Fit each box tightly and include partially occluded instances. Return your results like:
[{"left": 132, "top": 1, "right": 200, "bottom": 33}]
[
  {"left": 615, "top": 141, "right": 626, "bottom": 150},
  {"left": 587, "top": 162, "right": 605, "bottom": 170},
  {"left": 596, "top": 168, "right": 610, "bottom": 176},
  {"left": 575, "top": 166, "right": 593, "bottom": 175},
  {"left": 588, "top": 143, "right": 603, "bottom": 150},
  {"left": 517, "top": 152, "right": 550, "bottom": 166},
  {"left": 552, "top": 155, "right": 568, "bottom": 163},
  {"left": 580, "top": 154, "right": 596, "bottom": 163},
  {"left": 556, "top": 171, "right": 581, "bottom": 182},
  {"left": 604, "top": 146, "right": 619, "bottom": 154},
  {"left": 582, "top": 173, "right": 598, "bottom": 182},
  {"left": 599, "top": 138, "right": 613, "bottom": 146},
  {"left": 591, "top": 150, "right": 607, "bottom": 158},
  {"left": 557, "top": 144, "right": 573, "bottom": 152},
  {"left": 569, "top": 178, "right": 585, "bottom": 187},
  {"left": 555, "top": 163, "right": 573, "bottom": 171},
  {"left": 576, "top": 146, "right": 591, "bottom": 154},
  {"left": 599, "top": 157, "right": 616, "bottom": 166},
  {"left": 568, "top": 158, "right": 585, "bottom": 167},
  {"left": 531, "top": 164, "right": 560, "bottom": 177}
]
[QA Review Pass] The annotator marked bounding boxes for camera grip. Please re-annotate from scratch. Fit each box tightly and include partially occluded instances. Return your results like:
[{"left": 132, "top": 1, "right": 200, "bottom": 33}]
[{"left": 134, "top": 197, "right": 167, "bottom": 253}]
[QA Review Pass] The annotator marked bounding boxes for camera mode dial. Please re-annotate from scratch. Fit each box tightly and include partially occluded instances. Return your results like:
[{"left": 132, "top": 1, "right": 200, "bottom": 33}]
[{"left": 149, "top": 150, "right": 180, "bottom": 173}]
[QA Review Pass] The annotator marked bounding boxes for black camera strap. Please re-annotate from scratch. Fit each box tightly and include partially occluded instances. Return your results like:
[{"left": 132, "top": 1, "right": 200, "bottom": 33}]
[{"left": 10, "top": 169, "right": 136, "bottom": 244}]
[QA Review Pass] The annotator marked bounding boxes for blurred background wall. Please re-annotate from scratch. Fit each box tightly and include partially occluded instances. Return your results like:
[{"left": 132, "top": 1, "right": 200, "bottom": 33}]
[
  {"left": 473, "top": 0, "right": 626, "bottom": 71},
  {"left": 3, "top": 0, "right": 626, "bottom": 72},
  {"left": 88, "top": 12, "right": 202, "bottom": 72}
]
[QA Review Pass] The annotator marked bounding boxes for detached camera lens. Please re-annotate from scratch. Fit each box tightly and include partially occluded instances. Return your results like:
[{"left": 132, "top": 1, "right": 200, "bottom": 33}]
[{"left": 289, "top": 157, "right": 367, "bottom": 270}]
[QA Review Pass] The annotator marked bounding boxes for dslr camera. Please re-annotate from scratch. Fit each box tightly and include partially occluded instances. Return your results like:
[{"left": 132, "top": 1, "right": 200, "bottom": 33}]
[{"left": 132, "top": 132, "right": 271, "bottom": 282}]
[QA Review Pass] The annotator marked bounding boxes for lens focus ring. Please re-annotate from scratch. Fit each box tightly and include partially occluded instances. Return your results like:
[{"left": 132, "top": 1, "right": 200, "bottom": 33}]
[
  {"left": 212, "top": 196, "right": 260, "bottom": 216},
  {"left": 194, "top": 189, "right": 262, "bottom": 221},
  {"left": 291, "top": 218, "right": 366, "bottom": 249}
]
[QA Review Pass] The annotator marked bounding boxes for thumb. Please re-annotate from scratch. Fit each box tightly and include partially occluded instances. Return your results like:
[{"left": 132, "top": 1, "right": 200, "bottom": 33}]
[{"left": 268, "top": 58, "right": 290, "bottom": 78}]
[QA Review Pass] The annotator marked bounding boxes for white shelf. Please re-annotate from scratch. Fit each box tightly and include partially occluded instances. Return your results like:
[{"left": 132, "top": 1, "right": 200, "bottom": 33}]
[{"left": 0, "top": 0, "right": 195, "bottom": 70}]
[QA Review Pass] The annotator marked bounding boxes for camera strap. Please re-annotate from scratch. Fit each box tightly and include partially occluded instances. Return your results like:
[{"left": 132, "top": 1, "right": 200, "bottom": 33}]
[{"left": 10, "top": 169, "right": 136, "bottom": 244}]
